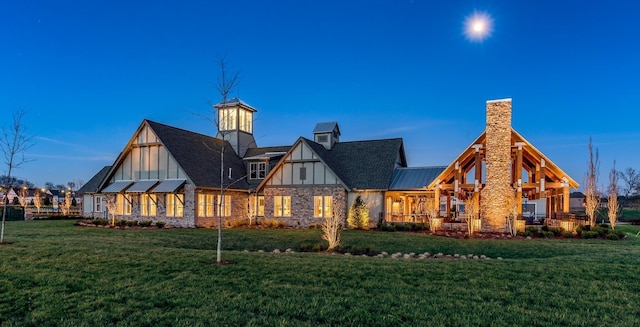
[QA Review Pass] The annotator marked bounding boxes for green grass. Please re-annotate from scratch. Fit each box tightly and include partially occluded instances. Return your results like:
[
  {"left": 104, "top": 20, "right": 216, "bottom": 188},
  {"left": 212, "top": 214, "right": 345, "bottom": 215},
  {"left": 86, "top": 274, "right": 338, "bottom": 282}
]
[{"left": 1, "top": 220, "right": 640, "bottom": 326}]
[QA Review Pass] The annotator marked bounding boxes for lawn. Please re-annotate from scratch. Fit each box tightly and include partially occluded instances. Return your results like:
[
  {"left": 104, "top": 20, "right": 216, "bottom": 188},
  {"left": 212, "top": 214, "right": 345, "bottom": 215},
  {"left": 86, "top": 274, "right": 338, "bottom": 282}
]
[{"left": 1, "top": 220, "right": 639, "bottom": 326}]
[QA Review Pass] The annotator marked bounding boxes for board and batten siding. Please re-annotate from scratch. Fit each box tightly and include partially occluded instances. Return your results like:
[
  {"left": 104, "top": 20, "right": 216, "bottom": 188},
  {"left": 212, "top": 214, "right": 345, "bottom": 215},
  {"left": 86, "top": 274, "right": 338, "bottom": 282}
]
[
  {"left": 112, "top": 124, "right": 187, "bottom": 182},
  {"left": 266, "top": 141, "right": 341, "bottom": 186}
]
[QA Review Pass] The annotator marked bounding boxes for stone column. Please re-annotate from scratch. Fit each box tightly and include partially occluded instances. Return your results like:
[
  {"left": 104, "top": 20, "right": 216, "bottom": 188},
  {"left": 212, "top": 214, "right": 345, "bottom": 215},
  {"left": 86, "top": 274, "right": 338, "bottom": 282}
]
[{"left": 480, "top": 99, "right": 514, "bottom": 232}]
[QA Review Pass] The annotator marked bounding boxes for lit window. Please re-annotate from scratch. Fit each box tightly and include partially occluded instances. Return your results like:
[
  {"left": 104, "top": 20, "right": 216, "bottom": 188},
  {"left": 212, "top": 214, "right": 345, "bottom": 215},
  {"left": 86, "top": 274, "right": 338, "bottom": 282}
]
[
  {"left": 124, "top": 195, "right": 132, "bottom": 215},
  {"left": 217, "top": 195, "right": 231, "bottom": 217},
  {"left": 258, "top": 196, "right": 265, "bottom": 216},
  {"left": 314, "top": 196, "right": 333, "bottom": 218},
  {"left": 249, "top": 162, "right": 267, "bottom": 179},
  {"left": 141, "top": 194, "right": 157, "bottom": 216},
  {"left": 95, "top": 196, "right": 102, "bottom": 212},
  {"left": 166, "top": 194, "right": 184, "bottom": 217},
  {"left": 274, "top": 195, "right": 291, "bottom": 217},
  {"left": 239, "top": 109, "right": 253, "bottom": 133},
  {"left": 219, "top": 108, "right": 237, "bottom": 131},
  {"left": 197, "top": 194, "right": 214, "bottom": 217}
]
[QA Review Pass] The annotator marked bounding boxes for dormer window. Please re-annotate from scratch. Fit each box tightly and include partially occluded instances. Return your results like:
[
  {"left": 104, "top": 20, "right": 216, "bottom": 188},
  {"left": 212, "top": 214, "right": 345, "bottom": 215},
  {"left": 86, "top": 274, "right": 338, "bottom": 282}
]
[
  {"left": 249, "top": 162, "right": 266, "bottom": 179},
  {"left": 316, "top": 135, "right": 328, "bottom": 143}
]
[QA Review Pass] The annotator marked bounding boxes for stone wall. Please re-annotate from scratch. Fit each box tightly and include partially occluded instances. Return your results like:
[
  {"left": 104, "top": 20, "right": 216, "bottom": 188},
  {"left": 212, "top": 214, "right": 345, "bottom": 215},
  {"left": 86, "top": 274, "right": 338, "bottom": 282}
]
[
  {"left": 480, "top": 99, "right": 514, "bottom": 232},
  {"left": 112, "top": 184, "right": 197, "bottom": 228},
  {"left": 264, "top": 186, "right": 347, "bottom": 227},
  {"left": 195, "top": 190, "right": 249, "bottom": 228}
]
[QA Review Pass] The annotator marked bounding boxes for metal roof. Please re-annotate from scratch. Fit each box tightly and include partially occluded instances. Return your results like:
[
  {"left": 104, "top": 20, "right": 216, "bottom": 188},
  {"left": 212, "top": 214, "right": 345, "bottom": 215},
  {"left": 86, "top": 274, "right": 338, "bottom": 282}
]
[
  {"left": 312, "top": 122, "right": 340, "bottom": 134},
  {"left": 101, "top": 180, "right": 133, "bottom": 193},
  {"left": 152, "top": 179, "right": 186, "bottom": 193},
  {"left": 125, "top": 180, "right": 159, "bottom": 193},
  {"left": 389, "top": 167, "right": 447, "bottom": 190}
]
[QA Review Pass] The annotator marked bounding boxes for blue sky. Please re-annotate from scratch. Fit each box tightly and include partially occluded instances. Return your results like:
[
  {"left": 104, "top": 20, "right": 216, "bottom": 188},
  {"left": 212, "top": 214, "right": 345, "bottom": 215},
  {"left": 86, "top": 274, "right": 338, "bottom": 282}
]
[{"left": 2, "top": 0, "right": 639, "bottom": 190}]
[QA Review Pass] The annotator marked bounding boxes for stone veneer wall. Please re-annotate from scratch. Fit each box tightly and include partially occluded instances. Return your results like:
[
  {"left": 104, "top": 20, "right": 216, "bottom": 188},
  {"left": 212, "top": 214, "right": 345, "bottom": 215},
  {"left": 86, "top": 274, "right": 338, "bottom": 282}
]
[
  {"left": 113, "top": 183, "right": 197, "bottom": 228},
  {"left": 264, "top": 186, "right": 347, "bottom": 227},
  {"left": 480, "top": 99, "right": 514, "bottom": 232},
  {"left": 195, "top": 190, "right": 249, "bottom": 228}
]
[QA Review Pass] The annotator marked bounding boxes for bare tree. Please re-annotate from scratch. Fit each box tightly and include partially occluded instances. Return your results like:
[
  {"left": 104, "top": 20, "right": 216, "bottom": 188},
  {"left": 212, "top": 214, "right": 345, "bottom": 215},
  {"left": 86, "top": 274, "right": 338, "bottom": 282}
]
[
  {"left": 44, "top": 182, "right": 54, "bottom": 191},
  {"left": 34, "top": 188, "right": 42, "bottom": 214},
  {"left": 18, "top": 184, "right": 28, "bottom": 208},
  {"left": 60, "top": 190, "right": 71, "bottom": 215},
  {"left": 322, "top": 198, "right": 343, "bottom": 251},
  {"left": 608, "top": 162, "right": 620, "bottom": 229},
  {"left": 584, "top": 137, "right": 600, "bottom": 227},
  {"left": 1, "top": 109, "right": 34, "bottom": 243},
  {"left": 214, "top": 58, "right": 240, "bottom": 264},
  {"left": 504, "top": 190, "right": 520, "bottom": 236},
  {"left": 464, "top": 193, "right": 480, "bottom": 235},
  {"left": 105, "top": 195, "right": 118, "bottom": 226},
  {"left": 618, "top": 167, "right": 640, "bottom": 208},
  {"left": 425, "top": 197, "right": 440, "bottom": 232}
]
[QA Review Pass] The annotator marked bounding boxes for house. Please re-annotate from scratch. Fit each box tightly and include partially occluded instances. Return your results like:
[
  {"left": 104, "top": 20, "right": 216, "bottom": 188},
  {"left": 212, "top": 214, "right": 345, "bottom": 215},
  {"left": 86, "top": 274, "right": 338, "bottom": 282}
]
[
  {"left": 78, "top": 166, "right": 111, "bottom": 218},
  {"left": 85, "top": 97, "right": 579, "bottom": 231}
]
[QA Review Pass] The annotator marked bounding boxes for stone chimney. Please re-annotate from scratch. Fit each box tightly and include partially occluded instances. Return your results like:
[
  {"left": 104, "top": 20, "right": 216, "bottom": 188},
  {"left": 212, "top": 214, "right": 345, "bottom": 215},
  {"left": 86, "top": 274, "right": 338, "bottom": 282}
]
[{"left": 480, "top": 98, "right": 514, "bottom": 231}]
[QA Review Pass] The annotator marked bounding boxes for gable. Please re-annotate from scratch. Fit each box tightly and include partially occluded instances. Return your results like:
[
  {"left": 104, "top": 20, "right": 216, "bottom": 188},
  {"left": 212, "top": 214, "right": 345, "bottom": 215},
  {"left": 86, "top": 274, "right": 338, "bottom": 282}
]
[
  {"left": 261, "top": 139, "right": 344, "bottom": 187},
  {"left": 110, "top": 123, "right": 188, "bottom": 183},
  {"left": 428, "top": 128, "right": 579, "bottom": 190}
]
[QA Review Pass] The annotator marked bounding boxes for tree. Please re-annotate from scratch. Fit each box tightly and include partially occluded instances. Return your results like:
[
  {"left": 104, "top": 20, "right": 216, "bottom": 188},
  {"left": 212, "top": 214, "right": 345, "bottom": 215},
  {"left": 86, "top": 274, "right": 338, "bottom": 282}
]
[
  {"left": 347, "top": 195, "right": 370, "bottom": 229},
  {"left": 55, "top": 184, "right": 66, "bottom": 191},
  {"left": 67, "top": 181, "right": 76, "bottom": 191},
  {"left": 322, "top": 197, "right": 343, "bottom": 251},
  {"left": 618, "top": 167, "right": 640, "bottom": 207},
  {"left": 608, "top": 162, "right": 620, "bottom": 230},
  {"left": 1, "top": 109, "right": 34, "bottom": 243},
  {"left": 105, "top": 195, "right": 118, "bottom": 226},
  {"left": 44, "top": 182, "right": 54, "bottom": 191},
  {"left": 504, "top": 190, "right": 520, "bottom": 236},
  {"left": 18, "top": 185, "right": 28, "bottom": 208},
  {"left": 464, "top": 193, "right": 480, "bottom": 235},
  {"left": 34, "top": 189, "right": 42, "bottom": 214},
  {"left": 584, "top": 137, "right": 600, "bottom": 227},
  {"left": 213, "top": 58, "right": 240, "bottom": 264},
  {"left": 425, "top": 197, "right": 440, "bottom": 232},
  {"left": 60, "top": 191, "right": 71, "bottom": 215}
]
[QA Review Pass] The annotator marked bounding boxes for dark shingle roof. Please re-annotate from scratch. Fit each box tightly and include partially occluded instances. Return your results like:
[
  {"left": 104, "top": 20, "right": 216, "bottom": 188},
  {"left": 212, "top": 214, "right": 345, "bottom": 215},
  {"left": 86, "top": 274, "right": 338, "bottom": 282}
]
[
  {"left": 389, "top": 167, "right": 447, "bottom": 190},
  {"left": 78, "top": 166, "right": 111, "bottom": 194},
  {"left": 146, "top": 120, "right": 249, "bottom": 190},
  {"left": 302, "top": 137, "right": 405, "bottom": 190}
]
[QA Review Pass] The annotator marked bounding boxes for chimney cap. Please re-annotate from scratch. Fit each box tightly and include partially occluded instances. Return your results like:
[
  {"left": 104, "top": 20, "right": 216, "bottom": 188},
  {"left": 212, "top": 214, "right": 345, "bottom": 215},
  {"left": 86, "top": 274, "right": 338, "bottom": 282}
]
[{"left": 486, "top": 98, "right": 512, "bottom": 103}]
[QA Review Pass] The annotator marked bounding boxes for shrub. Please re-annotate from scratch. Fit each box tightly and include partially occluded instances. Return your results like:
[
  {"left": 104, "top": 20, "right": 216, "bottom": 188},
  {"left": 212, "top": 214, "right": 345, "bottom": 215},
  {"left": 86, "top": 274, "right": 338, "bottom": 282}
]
[
  {"left": 126, "top": 220, "right": 139, "bottom": 227},
  {"left": 547, "top": 227, "right": 564, "bottom": 237},
  {"left": 139, "top": 220, "right": 153, "bottom": 227},
  {"left": 378, "top": 222, "right": 429, "bottom": 232},
  {"left": 228, "top": 219, "right": 248, "bottom": 228},
  {"left": 257, "top": 219, "right": 286, "bottom": 228},
  {"left": 591, "top": 225, "right": 608, "bottom": 237},
  {"left": 380, "top": 223, "right": 396, "bottom": 232},
  {"left": 155, "top": 221, "right": 166, "bottom": 229},
  {"left": 117, "top": 220, "right": 128, "bottom": 227},
  {"left": 91, "top": 219, "right": 110, "bottom": 226},
  {"left": 562, "top": 231, "right": 575, "bottom": 238},
  {"left": 299, "top": 242, "right": 327, "bottom": 252},
  {"left": 337, "top": 245, "right": 377, "bottom": 256},
  {"left": 605, "top": 230, "right": 625, "bottom": 240},
  {"left": 581, "top": 231, "right": 599, "bottom": 239}
]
